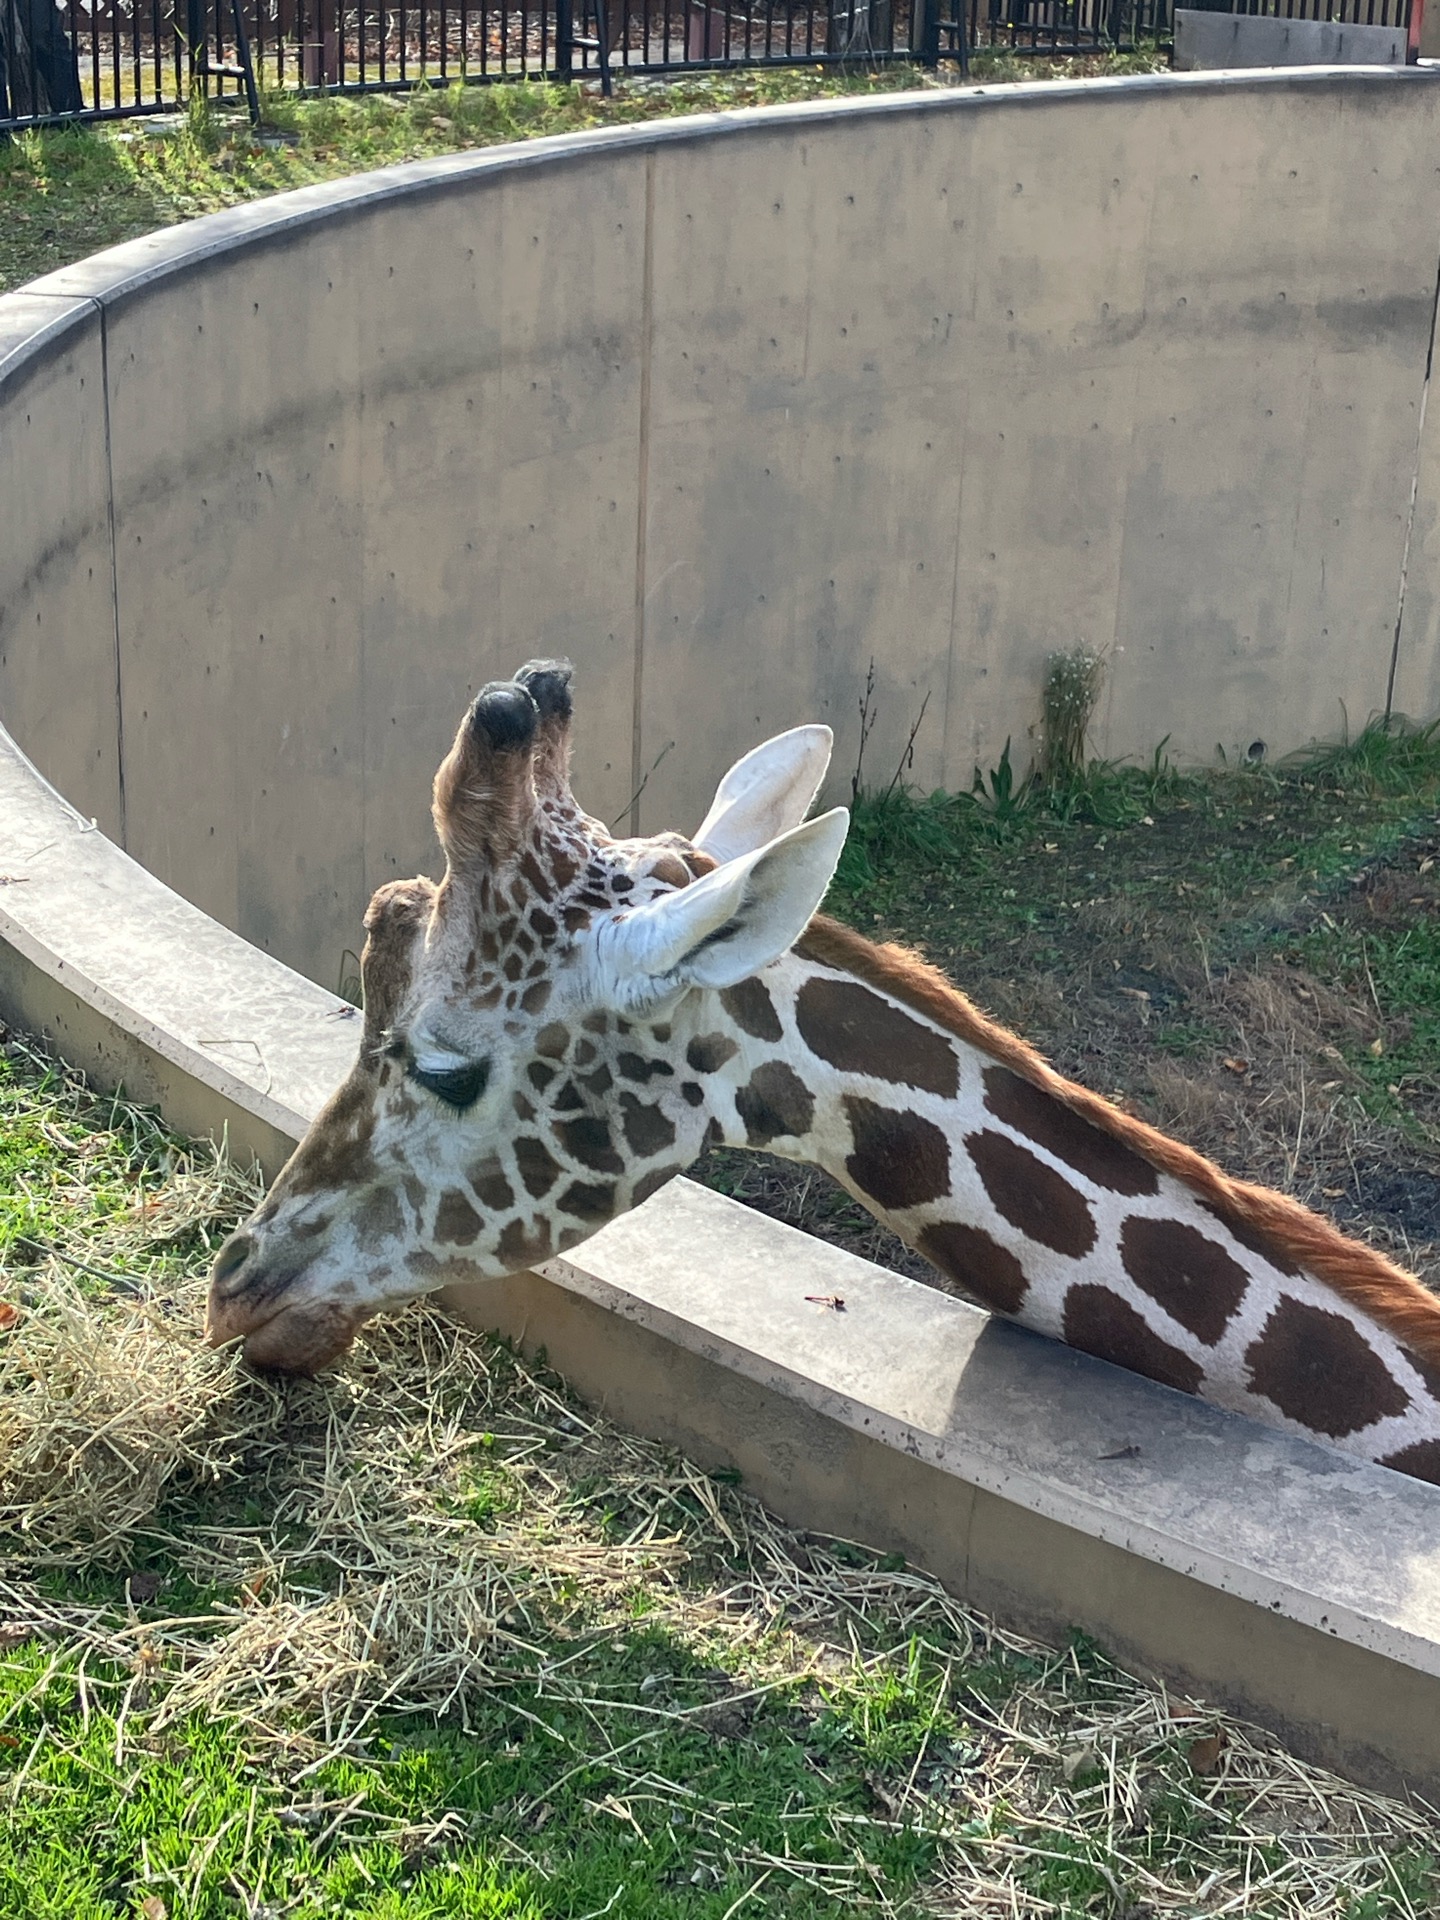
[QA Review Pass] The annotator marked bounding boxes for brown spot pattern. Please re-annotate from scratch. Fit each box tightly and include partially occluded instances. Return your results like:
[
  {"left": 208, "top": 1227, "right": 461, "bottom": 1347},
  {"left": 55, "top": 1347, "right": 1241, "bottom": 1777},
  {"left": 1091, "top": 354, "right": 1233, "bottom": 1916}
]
[
  {"left": 1199, "top": 1198, "right": 1301, "bottom": 1277},
  {"left": 917, "top": 1221, "right": 1029, "bottom": 1314},
  {"left": 522, "top": 981, "right": 552, "bottom": 1014},
  {"left": 282, "top": 1073, "right": 378, "bottom": 1197},
  {"left": 797, "top": 978, "right": 958, "bottom": 1097},
  {"left": 1378, "top": 1439, "right": 1440, "bottom": 1485},
  {"left": 967, "top": 1130, "right": 1096, "bottom": 1258},
  {"left": 1120, "top": 1217, "right": 1248, "bottom": 1347},
  {"left": 843, "top": 1097, "right": 950, "bottom": 1211},
  {"left": 434, "top": 1189, "right": 482, "bottom": 1245},
  {"left": 555, "top": 1116, "right": 625, "bottom": 1176},
  {"left": 351, "top": 1183, "right": 404, "bottom": 1243},
  {"left": 558, "top": 1180, "right": 617, "bottom": 1221},
  {"left": 498, "top": 1217, "right": 554, "bottom": 1266},
  {"left": 514, "top": 1137, "right": 561, "bottom": 1198},
  {"left": 1063, "top": 1285, "right": 1205, "bottom": 1395},
  {"left": 687, "top": 1032, "right": 739, "bottom": 1074},
  {"left": 472, "top": 1166, "right": 515, "bottom": 1212},
  {"left": 735, "top": 1063, "right": 815, "bottom": 1147},
  {"left": 618, "top": 1053, "right": 674, "bottom": 1083},
  {"left": 983, "top": 1068, "right": 1158, "bottom": 1196},
  {"left": 720, "top": 977, "right": 783, "bottom": 1042},
  {"left": 633, "top": 1164, "right": 684, "bottom": 1207},
  {"left": 1245, "top": 1298, "right": 1409, "bottom": 1437},
  {"left": 620, "top": 1094, "right": 678, "bottom": 1158},
  {"left": 1400, "top": 1344, "right": 1440, "bottom": 1400}
]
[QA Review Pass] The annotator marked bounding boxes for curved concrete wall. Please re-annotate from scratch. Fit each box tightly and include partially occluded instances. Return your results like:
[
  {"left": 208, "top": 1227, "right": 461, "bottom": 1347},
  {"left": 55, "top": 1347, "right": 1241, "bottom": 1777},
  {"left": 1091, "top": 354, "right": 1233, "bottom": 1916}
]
[
  {"left": 6, "top": 78, "right": 1440, "bottom": 1795},
  {"left": 4, "top": 70, "right": 1440, "bottom": 993}
]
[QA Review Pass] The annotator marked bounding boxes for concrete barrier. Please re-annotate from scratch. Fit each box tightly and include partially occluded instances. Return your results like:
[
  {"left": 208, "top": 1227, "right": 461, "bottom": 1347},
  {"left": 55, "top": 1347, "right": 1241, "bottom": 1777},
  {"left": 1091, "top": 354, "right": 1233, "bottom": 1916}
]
[
  {"left": 5, "top": 72, "right": 1440, "bottom": 1799},
  {"left": 1174, "top": 12, "right": 1408, "bottom": 68},
  {"left": 4, "top": 709, "right": 1440, "bottom": 1798},
  {"left": 4, "top": 70, "right": 1440, "bottom": 988}
]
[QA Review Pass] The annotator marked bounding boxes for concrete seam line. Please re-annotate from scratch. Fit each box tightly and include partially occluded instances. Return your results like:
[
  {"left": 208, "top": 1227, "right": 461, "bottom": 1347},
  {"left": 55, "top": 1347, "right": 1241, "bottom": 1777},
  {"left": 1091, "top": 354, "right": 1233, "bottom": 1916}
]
[
  {"left": 1386, "top": 228, "right": 1440, "bottom": 721},
  {"left": 96, "top": 295, "right": 128, "bottom": 850},
  {"left": 630, "top": 149, "right": 656, "bottom": 837}
]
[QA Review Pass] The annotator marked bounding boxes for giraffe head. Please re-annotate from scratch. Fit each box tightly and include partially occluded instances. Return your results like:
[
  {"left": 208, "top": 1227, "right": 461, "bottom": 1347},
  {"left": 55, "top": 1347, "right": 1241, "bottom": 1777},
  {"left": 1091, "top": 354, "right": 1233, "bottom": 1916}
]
[{"left": 205, "top": 660, "right": 847, "bottom": 1372}]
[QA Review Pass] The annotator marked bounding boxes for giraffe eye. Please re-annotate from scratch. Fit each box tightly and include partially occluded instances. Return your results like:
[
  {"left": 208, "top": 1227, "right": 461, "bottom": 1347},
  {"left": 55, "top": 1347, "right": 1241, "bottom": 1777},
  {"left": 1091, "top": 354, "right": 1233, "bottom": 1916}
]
[{"left": 408, "top": 1059, "right": 489, "bottom": 1110}]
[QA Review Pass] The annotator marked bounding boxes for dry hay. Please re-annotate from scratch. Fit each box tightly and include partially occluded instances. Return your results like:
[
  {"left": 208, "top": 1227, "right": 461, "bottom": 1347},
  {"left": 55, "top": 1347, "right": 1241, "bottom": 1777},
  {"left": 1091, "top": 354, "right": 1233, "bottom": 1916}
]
[{"left": 0, "top": 1236, "right": 1434, "bottom": 1915}]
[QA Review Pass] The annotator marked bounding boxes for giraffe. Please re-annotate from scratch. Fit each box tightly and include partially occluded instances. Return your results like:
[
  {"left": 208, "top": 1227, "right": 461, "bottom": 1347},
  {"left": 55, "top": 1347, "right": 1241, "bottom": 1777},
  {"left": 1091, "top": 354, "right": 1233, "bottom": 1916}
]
[{"left": 207, "top": 660, "right": 1440, "bottom": 1485}]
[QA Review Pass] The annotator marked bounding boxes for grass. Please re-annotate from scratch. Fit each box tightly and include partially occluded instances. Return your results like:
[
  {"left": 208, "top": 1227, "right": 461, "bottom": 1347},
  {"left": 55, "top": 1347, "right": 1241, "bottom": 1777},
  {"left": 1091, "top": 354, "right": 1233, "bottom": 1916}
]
[
  {"left": 0, "top": 49, "right": 1169, "bottom": 297},
  {"left": 2, "top": 1034, "right": 1436, "bottom": 1918},
  {"left": 701, "top": 717, "right": 1440, "bottom": 1284}
]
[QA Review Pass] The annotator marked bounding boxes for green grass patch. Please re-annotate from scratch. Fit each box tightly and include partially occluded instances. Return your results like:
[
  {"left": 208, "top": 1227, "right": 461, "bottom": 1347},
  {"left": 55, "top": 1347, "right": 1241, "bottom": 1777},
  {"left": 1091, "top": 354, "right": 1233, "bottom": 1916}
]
[
  {"left": 2, "top": 1035, "right": 1434, "bottom": 1917},
  {"left": 825, "top": 719, "right": 1440, "bottom": 981},
  {"left": 0, "top": 53, "right": 1173, "bottom": 297}
]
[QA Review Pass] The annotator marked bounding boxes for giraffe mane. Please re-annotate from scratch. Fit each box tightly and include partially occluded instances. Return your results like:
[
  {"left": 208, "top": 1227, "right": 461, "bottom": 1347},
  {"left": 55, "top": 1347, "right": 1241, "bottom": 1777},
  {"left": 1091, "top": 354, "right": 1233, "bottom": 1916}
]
[{"left": 796, "top": 914, "right": 1440, "bottom": 1370}]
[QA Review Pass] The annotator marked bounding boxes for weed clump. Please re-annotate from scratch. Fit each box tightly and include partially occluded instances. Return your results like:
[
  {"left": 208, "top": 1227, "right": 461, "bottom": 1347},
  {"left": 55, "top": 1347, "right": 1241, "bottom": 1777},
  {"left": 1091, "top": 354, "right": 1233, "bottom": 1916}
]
[{"left": 1039, "top": 644, "right": 1106, "bottom": 790}]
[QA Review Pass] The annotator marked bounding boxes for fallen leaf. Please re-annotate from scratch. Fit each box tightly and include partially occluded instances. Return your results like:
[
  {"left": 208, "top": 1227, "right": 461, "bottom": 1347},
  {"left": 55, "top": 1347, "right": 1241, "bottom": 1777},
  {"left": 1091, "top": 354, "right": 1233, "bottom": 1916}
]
[
  {"left": 1116, "top": 986, "right": 1150, "bottom": 1002},
  {"left": 1222, "top": 1057, "right": 1249, "bottom": 1075},
  {"left": 126, "top": 1570, "right": 164, "bottom": 1604},
  {"left": 0, "top": 1302, "right": 19, "bottom": 1332},
  {"left": 1369, "top": 1038, "right": 1385, "bottom": 1057},
  {"left": 1188, "top": 1731, "right": 1227, "bottom": 1776},
  {"left": 0, "top": 1625, "right": 35, "bottom": 1654},
  {"left": 1322, "top": 1186, "right": 1345, "bottom": 1198},
  {"left": 1062, "top": 1745, "right": 1100, "bottom": 1782},
  {"left": 139, "top": 1898, "right": 167, "bottom": 1920},
  {"left": 1420, "top": 856, "right": 1435, "bottom": 874},
  {"left": 804, "top": 1294, "right": 846, "bottom": 1312}
]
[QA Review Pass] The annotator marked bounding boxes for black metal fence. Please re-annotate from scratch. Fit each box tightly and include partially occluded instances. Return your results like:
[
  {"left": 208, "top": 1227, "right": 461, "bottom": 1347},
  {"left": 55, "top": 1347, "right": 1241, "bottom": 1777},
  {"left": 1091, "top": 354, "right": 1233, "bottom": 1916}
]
[{"left": 0, "top": 0, "right": 1178, "bottom": 133}]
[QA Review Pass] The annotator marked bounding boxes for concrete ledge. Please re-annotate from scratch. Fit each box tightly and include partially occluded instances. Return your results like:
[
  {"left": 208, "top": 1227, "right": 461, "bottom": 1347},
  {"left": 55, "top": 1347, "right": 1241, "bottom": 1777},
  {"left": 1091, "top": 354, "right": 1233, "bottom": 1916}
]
[
  {"left": 0, "top": 721, "right": 356, "bottom": 1174},
  {"left": 2, "top": 710, "right": 1440, "bottom": 1796},
  {"left": 443, "top": 1180, "right": 1440, "bottom": 1802},
  {"left": 1173, "top": 12, "right": 1407, "bottom": 68},
  {"left": 5, "top": 77, "right": 1440, "bottom": 1802}
]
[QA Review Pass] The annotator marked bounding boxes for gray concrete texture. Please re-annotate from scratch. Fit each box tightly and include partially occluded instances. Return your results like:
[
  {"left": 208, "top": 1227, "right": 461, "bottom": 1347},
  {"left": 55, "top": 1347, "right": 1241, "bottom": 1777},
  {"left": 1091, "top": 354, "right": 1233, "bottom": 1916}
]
[
  {"left": 4, "top": 71, "right": 1440, "bottom": 987},
  {"left": 1174, "top": 12, "right": 1408, "bottom": 68}
]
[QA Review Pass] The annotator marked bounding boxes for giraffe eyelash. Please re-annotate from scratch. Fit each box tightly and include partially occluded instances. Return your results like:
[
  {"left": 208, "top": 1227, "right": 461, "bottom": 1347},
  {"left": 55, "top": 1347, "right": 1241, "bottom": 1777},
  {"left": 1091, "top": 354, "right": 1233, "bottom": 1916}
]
[{"left": 408, "top": 1058, "right": 490, "bottom": 1111}]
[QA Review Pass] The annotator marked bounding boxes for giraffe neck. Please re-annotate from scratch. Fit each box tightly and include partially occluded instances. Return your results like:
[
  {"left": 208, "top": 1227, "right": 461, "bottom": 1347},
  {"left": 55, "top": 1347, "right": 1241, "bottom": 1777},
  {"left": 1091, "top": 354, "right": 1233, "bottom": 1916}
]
[{"left": 689, "top": 919, "right": 1440, "bottom": 1482}]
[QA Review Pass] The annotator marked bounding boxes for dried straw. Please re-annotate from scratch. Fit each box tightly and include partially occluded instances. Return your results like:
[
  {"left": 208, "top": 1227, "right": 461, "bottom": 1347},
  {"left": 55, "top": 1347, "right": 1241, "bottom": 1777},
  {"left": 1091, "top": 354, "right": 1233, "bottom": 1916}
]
[{"left": 0, "top": 1087, "right": 1434, "bottom": 1913}]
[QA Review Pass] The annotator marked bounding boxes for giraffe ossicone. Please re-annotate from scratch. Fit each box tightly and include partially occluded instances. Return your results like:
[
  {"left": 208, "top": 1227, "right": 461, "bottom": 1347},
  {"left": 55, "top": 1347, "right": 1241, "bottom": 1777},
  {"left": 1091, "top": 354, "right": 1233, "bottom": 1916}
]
[{"left": 206, "top": 661, "right": 1440, "bottom": 1486}]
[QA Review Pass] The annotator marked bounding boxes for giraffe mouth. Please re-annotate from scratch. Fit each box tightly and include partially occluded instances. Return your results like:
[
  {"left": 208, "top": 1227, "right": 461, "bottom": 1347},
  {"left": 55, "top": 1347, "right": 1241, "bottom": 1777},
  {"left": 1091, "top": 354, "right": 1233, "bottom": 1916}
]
[{"left": 205, "top": 1287, "right": 369, "bottom": 1376}]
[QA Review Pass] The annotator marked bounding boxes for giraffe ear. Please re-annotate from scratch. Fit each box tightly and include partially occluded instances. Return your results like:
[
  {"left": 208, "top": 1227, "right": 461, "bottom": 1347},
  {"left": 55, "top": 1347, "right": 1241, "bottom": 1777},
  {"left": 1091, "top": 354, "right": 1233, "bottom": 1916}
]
[
  {"left": 601, "top": 807, "right": 849, "bottom": 998},
  {"left": 693, "top": 725, "right": 834, "bottom": 864}
]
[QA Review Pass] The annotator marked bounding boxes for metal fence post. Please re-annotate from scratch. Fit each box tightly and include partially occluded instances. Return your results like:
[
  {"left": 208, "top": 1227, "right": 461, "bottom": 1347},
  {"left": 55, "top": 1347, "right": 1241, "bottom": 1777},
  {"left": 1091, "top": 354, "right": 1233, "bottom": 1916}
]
[
  {"left": 912, "top": 0, "right": 940, "bottom": 63},
  {"left": 555, "top": 0, "right": 574, "bottom": 78}
]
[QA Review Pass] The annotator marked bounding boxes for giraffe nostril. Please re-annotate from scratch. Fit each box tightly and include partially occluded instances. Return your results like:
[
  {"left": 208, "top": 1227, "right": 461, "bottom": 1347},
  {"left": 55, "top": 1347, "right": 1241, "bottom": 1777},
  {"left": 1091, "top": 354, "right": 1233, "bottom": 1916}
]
[{"left": 212, "top": 1234, "right": 252, "bottom": 1291}]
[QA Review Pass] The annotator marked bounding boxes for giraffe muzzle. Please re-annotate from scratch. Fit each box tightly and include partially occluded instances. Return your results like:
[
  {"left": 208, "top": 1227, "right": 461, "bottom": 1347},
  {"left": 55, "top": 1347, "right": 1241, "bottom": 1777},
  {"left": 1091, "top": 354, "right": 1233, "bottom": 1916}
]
[{"left": 205, "top": 1234, "right": 366, "bottom": 1375}]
